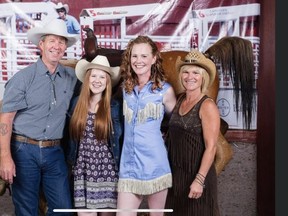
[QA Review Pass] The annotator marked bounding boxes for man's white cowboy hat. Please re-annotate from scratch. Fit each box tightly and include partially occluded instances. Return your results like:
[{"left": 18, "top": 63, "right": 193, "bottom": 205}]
[
  {"left": 55, "top": 2, "right": 69, "bottom": 13},
  {"left": 75, "top": 55, "right": 121, "bottom": 87},
  {"left": 27, "top": 19, "right": 79, "bottom": 47}
]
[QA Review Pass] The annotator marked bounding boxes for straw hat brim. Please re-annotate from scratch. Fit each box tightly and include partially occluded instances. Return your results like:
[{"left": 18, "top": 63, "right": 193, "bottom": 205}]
[
  {"left": 75, "top": 58, "right": 121, "bottom": 87},
  {"left": 175, "top": 53, "right": 216, "bottom": 86}
]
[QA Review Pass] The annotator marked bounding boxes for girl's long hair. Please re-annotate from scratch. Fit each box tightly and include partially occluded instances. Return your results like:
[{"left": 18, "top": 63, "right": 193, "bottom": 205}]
[
  {"left": 69, "top": 69, "right": 112, "bottom": 141},
  {"left": 121, "top": 35, "right": 166, "bottom": 94}
]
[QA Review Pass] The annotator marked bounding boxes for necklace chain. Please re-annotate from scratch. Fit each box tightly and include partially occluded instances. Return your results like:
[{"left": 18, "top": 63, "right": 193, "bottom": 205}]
[
  {"left": 180, "top": 94, "right": 203, "bottom": 129},
  {"left": 181, "top": 113, "right": 193, "bottom": 129}
]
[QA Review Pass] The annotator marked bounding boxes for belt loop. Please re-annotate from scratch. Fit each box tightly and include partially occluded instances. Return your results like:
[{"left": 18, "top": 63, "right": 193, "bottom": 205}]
[{"left": 39, "top": 140, "right": 43, "bottom": 148}]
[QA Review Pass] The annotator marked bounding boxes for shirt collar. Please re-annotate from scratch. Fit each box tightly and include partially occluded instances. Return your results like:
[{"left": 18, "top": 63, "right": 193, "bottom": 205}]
[{"left": 37, "top": 57, "right": 64, "bottom": 78}]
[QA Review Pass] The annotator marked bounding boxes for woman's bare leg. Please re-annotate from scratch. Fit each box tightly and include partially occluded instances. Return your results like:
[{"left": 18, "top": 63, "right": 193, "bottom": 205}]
[
  {"left": 99, "top": 212, "right": 116, "bottom": 216},
  {"left": 116, "top": 192, "right": 143, "bottom": 216},
  {"left": 78, "top": 212, "right": 97, "bottom": 216},
  {"left": 147, "top": 189, "right": 168, "bottom": 216}
]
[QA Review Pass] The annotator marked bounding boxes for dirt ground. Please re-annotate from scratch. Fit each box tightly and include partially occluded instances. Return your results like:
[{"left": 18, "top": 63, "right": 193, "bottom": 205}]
[{"left": 0, "top": 142, "right": 256, "bottom": 216}]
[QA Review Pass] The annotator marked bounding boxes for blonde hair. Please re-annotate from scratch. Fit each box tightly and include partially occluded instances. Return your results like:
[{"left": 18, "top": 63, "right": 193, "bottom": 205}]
[
  {"left": 179, "top": 65, "right": 210, "bottom": 93},
  {"left": 69, "top": 69, "right": 112, "bottom": 141}
]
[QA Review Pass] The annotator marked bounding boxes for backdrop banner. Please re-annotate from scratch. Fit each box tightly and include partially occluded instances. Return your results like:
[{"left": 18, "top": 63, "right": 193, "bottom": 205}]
[{"left": 0, "top": 0, "right": 259, "bottom": 129}]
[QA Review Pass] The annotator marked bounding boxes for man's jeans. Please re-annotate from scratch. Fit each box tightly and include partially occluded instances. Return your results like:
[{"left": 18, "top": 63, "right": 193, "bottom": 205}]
[{"left": 11, "top": 140, "right": 72, "bottom": 216}]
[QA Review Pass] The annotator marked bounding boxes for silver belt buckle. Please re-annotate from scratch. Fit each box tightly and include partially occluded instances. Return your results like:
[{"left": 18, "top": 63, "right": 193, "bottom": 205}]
[{"left": 39, "top": 140, "right": 43, "bottom": 148}]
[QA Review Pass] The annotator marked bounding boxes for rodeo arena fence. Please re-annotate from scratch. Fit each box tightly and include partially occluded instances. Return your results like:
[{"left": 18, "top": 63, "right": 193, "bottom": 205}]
[{"left": 0, "top": 2, "right": 260, "bottom": 129}]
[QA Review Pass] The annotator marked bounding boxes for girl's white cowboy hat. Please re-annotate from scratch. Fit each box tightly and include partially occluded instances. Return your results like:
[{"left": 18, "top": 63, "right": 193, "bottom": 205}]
[
  {"left": 75, "top": 55, "right": 121, "bottom": 87},
  {"left": 27, "top": 19, "right": 79, "bottom": 47}
]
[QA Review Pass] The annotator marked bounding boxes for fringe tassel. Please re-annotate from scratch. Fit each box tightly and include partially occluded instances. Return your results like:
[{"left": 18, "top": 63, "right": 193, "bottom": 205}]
[
  {"left": 123, "top": 100, "right": 163, "bottom": 125},
  {"left": 138, "top": 102, "right": 162, "bottom": 124},
  {"left": 166, "top": 167, "right": 219, "bottom": 216},
  {"left": 118, "top": 173, "right": 172, "bottom": 195},
  {"left": 123, "top": 100, "right": 133, "bottom": 123},
  {"left": 168, "top": 127, "right": 203, "bottom": 173}
]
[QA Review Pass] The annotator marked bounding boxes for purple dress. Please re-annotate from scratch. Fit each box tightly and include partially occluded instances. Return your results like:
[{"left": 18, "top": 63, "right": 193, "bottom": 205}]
[{"left": 73, "top": 112, "right": 118, "bottom": 209}]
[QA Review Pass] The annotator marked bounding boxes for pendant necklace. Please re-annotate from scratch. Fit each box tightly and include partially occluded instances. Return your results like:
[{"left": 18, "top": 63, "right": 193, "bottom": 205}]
[
  {"left": 180, "top": 94, "right": 202, "bottom": 129},
  {"left": 181, "top": 111, "right": 193, "bottom": 129}
]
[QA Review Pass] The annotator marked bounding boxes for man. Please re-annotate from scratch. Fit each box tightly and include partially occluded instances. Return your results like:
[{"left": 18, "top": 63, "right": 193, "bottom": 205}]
[
  {"left": 55, "top": 2, "right": 81, "bottom": 34},
  {"left": 0, "top": 19, "right": 79, "bottom": 215}
]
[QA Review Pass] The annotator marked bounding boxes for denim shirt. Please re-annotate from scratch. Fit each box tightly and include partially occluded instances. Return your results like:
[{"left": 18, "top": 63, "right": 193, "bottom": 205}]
[
  {"left": 119, "top": 81, "right": 171, "bottom": 180},
  {"left": 63, "top": 96, "right": 123, "bottom": 169}
]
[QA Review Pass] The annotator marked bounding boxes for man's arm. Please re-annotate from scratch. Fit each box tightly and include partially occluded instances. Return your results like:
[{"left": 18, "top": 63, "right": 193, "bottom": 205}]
[{"left": 0, "top": 111, "right": 16, "bottom": 184}]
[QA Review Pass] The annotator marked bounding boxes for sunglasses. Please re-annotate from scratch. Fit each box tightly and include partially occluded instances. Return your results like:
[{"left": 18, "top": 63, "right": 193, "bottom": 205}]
[{"left": 56, "top": 9, "right": 65, "bottom": 13}]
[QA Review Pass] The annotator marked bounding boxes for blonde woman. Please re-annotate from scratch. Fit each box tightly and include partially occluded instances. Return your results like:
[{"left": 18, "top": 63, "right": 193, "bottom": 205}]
[{"left": 165, "top": 50, "right": 220, "bottom": 215}]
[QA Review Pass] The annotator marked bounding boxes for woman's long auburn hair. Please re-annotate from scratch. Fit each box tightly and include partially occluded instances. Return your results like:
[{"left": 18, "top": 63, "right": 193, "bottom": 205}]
[
  {"left": 121, "top": 35, "right": 167, "bottom": 94},
  {"left": 69, "top": 69, "right": 112, "bottom": 141}
]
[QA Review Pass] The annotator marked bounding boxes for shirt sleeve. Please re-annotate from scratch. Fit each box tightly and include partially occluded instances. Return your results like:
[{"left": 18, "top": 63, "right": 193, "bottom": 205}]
[
  {"left": 1, "top": 72, "right": 29, "bottom": 113},
  {"left": 71, "top": 16, "right": 81, "bottom": 34}
]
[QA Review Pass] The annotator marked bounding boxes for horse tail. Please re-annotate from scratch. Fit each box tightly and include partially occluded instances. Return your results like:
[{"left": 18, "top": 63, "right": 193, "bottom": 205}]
[{"left": 204, "top": 36, "right": 255, "bottom": 130}]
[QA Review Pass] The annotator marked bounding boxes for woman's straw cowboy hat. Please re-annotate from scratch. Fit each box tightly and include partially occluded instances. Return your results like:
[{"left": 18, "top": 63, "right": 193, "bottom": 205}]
[
  {"left": 75, "top": 55, "right": 121, "bottom": 87},
  {"left": 175, "top": 50, "right": 216, "bottom": 86},
  {"left": 27, "top": 19, "right": 79, "bottom": 47},
  {"left": 55, "top": 2, "right": 69, "bottom": 13}
]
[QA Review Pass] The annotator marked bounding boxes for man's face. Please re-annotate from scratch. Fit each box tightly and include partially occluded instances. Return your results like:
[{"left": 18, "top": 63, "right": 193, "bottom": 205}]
[
  {"left": 56, "top": 8, "right": 66, "bottom": 19},
  {"left": 39, "top": 35, "right": 67, "bottom": 64}
]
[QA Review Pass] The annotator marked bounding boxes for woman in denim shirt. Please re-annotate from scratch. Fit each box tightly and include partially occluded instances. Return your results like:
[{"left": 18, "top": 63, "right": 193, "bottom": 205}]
[
  {"left": 116, "top": 36, "right": 177, "bottom": 216},
  {"left": 65, "top": 55, "right": 123, "bottom": 215}
]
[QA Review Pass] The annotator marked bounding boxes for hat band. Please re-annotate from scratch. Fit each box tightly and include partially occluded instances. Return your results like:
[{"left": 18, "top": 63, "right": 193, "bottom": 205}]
[{"left": 185, "top": 59, "right": 198, "bottom": 63}]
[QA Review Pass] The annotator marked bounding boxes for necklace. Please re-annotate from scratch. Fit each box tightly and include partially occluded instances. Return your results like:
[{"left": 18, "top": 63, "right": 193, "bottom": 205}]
[
  {"left": 181, "top": 113, "right": 193, "bottom": 129},
  {"left": 179, "top": 94, "right": 203, "bottom": 129}
]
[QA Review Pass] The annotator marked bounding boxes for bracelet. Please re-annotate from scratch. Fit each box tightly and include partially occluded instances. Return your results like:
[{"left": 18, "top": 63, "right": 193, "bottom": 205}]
[
  {"left": 197, "top": 172, "right": 206, "bottom": 180},
  {"left": 195, "top": 176, "right": 204, "bottom": 185},
  {"left": 195, "top": 172, "right": 206, "bottom": 188},
  {"left": 194, "top": 177, "right": 206, "bottom": 188}
]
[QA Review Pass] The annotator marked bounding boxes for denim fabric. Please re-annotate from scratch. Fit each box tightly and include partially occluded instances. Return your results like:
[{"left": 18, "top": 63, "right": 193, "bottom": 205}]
[
  {"left": 109, "top": 98, "right": 124, "bottom": 168},
  {"left": 11, "top": 140, "right": 72, "bottom": 216},
  {"left": 64, "top": 96, "right": 123, "bottom": 169},
  {"left": 119, "top": 82, "right": 172, "bottom": 180}
]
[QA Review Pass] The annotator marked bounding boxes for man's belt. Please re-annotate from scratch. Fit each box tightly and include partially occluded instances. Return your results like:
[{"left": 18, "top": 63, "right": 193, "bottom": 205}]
[{"left": 12, "top": 134, "right": 61, "bottom": 148}]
